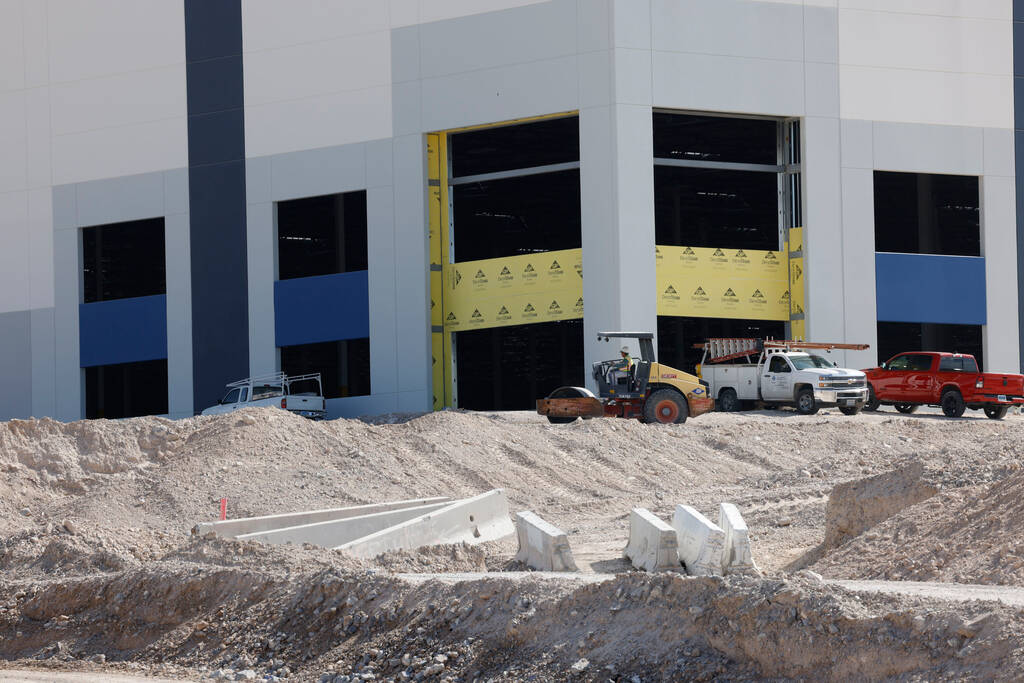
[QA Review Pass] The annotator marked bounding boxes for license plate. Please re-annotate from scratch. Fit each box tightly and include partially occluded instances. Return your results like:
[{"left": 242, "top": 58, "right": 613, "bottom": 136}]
[
  {"left": 999, "top": 395, "right": 1007, "bottom": 402},
  {"left": 840, "top": 399, "right": 855, "bottom": 406}
]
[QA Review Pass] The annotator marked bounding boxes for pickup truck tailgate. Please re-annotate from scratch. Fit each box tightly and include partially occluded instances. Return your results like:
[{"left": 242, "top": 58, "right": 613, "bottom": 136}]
[
  {"left": 283, "top": 395, "right": 326, "bottom": 412},
  {"left": 979, "top": 373, "right": 1024, "bottom": 399}
]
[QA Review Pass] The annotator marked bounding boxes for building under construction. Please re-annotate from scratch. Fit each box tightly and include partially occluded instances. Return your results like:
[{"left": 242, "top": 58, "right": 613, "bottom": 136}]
[{"left": 0, "top": 0, "right": 1019, "bottom": 420}]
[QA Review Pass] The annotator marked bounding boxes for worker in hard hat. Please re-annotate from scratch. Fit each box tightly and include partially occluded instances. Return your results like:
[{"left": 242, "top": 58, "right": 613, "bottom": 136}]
[{"left": 608, "top": 345, "right": 635, "bottom": 386}]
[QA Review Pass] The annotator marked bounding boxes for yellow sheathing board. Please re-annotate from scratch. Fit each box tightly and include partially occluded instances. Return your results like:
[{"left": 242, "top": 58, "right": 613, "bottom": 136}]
[
  {"left": 426, "top": 133, "right": 446, "bottom": 409},
  {"left": 788, "top": 227, "right": 806, "bottom": 338},
  {"left": 443, "top": 249, "right": 583, "bottom": 331},
  {"left": 655, "top": 246, "right": 789, "bottom": 321}
]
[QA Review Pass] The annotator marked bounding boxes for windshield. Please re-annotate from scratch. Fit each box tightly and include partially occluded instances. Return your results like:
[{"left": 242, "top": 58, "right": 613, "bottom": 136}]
[
  {"left": 789, "top": 356, "right": 817, "bottom": 370},
  {"left": 809, "top": 354, "right": 836, "bottom": 369}
]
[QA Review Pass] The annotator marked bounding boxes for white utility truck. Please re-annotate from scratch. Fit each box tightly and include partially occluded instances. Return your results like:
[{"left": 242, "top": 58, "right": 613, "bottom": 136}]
[
  {"left": 696, "top": 338, "right": 870, "bottom": 415},
  {"left": 201, "top": 371, "right": 326, "bottom": 420}
]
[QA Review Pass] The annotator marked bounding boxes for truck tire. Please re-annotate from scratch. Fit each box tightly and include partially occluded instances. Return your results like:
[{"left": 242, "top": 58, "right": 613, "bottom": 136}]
[
  {"left": 940, "top": 389, "right": 966, "bottom": 418},
  {"left": 984, "top": 405, "right": 1009, "bottom": 420},
  {"left": 894, "top": 403, "right": 918, "bottom": 414},
  {"left": 718, "top": 388, "right": 740, "bottom": 412},
  {"left": 839, "top": 405, "right": 862, "bottom": 416},
  {"left": 864, "top": 385, "right": 880, "bottom": 412},
  {"left": 796, "top": 387, "right": 819, "bottom": 415},
  {"left": 644, "top": 388, "right": 688, "bottom": 424}
]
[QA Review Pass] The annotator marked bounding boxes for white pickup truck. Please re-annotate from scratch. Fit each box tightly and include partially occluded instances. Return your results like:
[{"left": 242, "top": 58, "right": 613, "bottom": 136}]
[
  {"left": 698, "top": 344, "right": 869, "bottom": 415},
  {"left": 201, "top": 372, "right": 326, "bottom": 420}
]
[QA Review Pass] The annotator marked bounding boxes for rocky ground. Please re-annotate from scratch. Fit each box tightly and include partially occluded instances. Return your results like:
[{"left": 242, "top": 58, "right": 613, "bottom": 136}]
[{"left": 2, "top": 406, "right": 1024, "bottom": 681}]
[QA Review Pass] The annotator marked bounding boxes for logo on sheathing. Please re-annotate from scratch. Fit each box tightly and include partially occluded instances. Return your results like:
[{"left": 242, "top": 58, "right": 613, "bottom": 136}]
[
  {"left": 764, "top": 251, "right": 778, "bottom": 262},
  {"left": 792, "top": 263, "right": 803, "bottom": 280},
  {"left": 549, "top": 260, "right": 562, "bottom": 275},
  {"left": 711, "top": 248, "right": 728, "bottom": 263},
  {"left": 473, "top": 269, "right": 487, "bottom": 284},
  {"left": 575, "top": 263, "right": 583, "bottom": 278},
  {"left": 523, "top": 303, "right": 538, "bottom": 318},
  {"left": 680, "top": 246, "right": 698, "bottom": 262},
  {"left": 574, "top": 297, "right": 584, "bottom": 310},
  {"left": 498, "top": 266, "right": 513, "bottom": 281},
  {"left": 683, "top": 246, "right": 696, "bottom": 256},
  {"left": 523, "top": 263, "right": 537, "bottom": 279},
  {"left": 734, "top": 249, "right": 748, "bottom": 259},
  {"left": 779, "top": 290, "right": 791, "bottom": 304},
  {"left": 692, "top": 286, "right": 710, "bottom": 302},
  {"left": 454, "top": 271, "right": 462, "bottom": 286},
  {"left": 470, "top": 308, "right": 483, "bottom": 323},
  {"left": 723, "top": 288, "right": 738, "bottom": 300},
  {"left": 664, "top": 285, "right": 680, "bottom": 301},
  {"left": 496, "top": 305, "right": 512, "bottom": 321},
  {"left": 751, "top": 289, "right": 765, "bottom": 299},
  {"left": 446, "top": 312, "right": 457, "bottom": 322},
  {"left": 548, "top": 300, "right": 562, "bottom": 314},
  {"left": 655, "top": 246, "right": 663, "bottom": 260}
]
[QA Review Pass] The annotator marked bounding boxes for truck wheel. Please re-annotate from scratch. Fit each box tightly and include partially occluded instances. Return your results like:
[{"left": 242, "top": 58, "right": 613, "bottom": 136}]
[
  {"left": 839, "top": 405, "right": 862, "bottom": 416},
  {"left": 984, "top": 405, "right": 1009, "bottom": 420},
  {"left": 796, "top": 388, "right": 819, "bottom": 415},
  {"left": 894, "top": 403, "right": 918, "bottom": 414},
  {"left": 864, "top": 385, "right": 880, "bottom": 412},
  {"left": 718, "top": 388, "right": 740, "bottom": 412},
  {"left": 940, "top": 389, "right": 966, "bottom": 418},
  {"left": 644, "top": 389, "right": 688, "bottom": 424}
]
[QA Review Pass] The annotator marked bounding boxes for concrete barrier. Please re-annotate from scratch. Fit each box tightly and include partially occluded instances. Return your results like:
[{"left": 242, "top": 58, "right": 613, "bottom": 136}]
[
  {"left": 719, "top": 503, "right": 760, "bottom": 575},
  {"left": 623, "top": 508, "right": 681, "bottom": 573},
  {"left": 514, "top": 511, "right": 578, "bottom": 572},
  {"left": 193, "top": 497, "right": 452, "bottom": 538},
  {"left": 672, "top": 504, "right": 725, "bottom": 576},
  {"left": 233, "top": 501, "right": 454, "bottom": 547},
  {"left": 336, "top": 489, "right": 514, "bottom": 559}
]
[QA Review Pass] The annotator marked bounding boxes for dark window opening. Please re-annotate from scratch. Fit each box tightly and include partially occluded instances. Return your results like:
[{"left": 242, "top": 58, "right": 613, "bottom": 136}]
[
  {"left": 654, "top": 167, "right": 779, "bottom": 250},
  {"left": 280, "top": 339, "right": 370, "bottom": 399},
  {"left": 85, "top": 359, "right": 168, "bottom": 419},
  {"left": 456, "top": 320, "right": 583, "bottom": 411},
  {"left": 657, "top": 316, "right": 787, "bottom": 376},
  {"left": 653, "top": 113, "right": 778, "bottom": 166},
  {"left": 873, "top": 172, "right": 980, "bottom": 256},
  {"left": 876, "top": 321, "right": 983, "bottom": 372},
  {"left": 452, "top": 169, "right": 582, "bottom": 262},
  {"left": 277, "top": 191, "right": 368, "bottom": 280},
  {"left": 82, "top": 218, "right": 165, "bottom": 303},
  {"left": 451, "top": 116, "right": 579, "bottom": 178}
]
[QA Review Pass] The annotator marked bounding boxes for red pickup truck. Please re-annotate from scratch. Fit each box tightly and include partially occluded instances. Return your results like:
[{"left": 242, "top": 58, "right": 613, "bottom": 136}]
[{"left": 863, "top": 352, "right": 1024, "bottom": 419}]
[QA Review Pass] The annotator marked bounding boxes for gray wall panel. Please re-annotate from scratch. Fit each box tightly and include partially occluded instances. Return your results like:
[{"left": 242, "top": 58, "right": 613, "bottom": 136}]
[
  {"left": 30, "top": 307, "right": 56, "bottom": 418},
  {"left": 0, "top": 310, "right": 33, "bottom": 419},
  {"left": 76, "top": 171, "right": 165, "bottom": 227},
  {"left": 873, "top": 122, "right": 984, "bottom": 175}
]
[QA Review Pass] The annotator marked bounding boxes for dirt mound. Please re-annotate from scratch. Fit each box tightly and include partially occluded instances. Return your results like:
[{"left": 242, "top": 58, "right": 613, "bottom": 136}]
[
  {"left": 813, "top": 466, "right": 1024, "bottom": 584},
  {"left": 823, "top": 461, "right": 941, "bottom": 550},
  {"left": 3, "top": 566, "right": 1022, "bottom": 681}
]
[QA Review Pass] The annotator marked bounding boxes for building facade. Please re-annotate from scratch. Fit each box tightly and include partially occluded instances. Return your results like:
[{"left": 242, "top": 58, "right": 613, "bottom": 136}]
[{"left": 0, "top": 0, "right": 1020, "bottom": 420}]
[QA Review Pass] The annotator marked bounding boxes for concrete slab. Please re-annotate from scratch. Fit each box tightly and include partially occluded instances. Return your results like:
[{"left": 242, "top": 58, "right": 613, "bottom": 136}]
[
  {"left": 336, "top": 489, "right": 515, "bottom": 559},
  {"left": 719, "top": 502, "right": 760, "bottom": 576},
  {"left": 623, "top": 508, "right": 681, "bottom": 573},
  {"left": 514, "top": 511, "right": 578, "bottom": 572},
  {"left": 234, "top": 501, "right": 453, "bottom": 547},
  {"left": 673, "top": 504, "right": 726, "bottom": 577},
  {"left": 193, "top": 497, "right": 451, "bottom": 538}
]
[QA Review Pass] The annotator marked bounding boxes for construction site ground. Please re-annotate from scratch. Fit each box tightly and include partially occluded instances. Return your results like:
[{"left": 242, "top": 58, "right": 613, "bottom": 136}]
[{"left": 3, "top": 406, "right": 1024, "bottom": 681}]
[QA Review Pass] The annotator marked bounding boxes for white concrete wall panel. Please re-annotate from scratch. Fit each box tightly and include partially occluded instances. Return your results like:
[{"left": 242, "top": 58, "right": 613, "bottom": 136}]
[
  {"left": 367, "top": 184, "right": 400, "bottom": 403},
  {"left": 838, "top": 7, "right": 1012, "bottom": 129},
  {"left": 839, "top": 167, "right": 878, "bottom": 369},
  {"left": 872, "top": 122, "right": 983, "bottom": 175},
  {"left": 242, "top": 0, "right": 389, "bottom": 52},
  {"left": 0, "top": 0, "right": 25, "bottom": 91},
  {"left": 165, "top": 211, "right": 194, "bottom": 419},
  {"left": 0, "top": 190, "right": 30, "bottom": 314},
  {"left": 653, "top": 52, "right": 804, "bottom": 117},
  {"left": 27, "top": 186, "right": 54, "bottom": 311},
  {"left": 0, "top": 91, "right": 27, "bottom": 193},
  {"left": 652, "top": 0, "right": 803, "bottom": 62}
]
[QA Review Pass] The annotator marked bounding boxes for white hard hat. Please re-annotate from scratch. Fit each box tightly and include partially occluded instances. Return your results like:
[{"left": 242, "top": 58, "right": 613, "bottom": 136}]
[{"left": 621, "top": 346, "right": 630, "bottom": 353}]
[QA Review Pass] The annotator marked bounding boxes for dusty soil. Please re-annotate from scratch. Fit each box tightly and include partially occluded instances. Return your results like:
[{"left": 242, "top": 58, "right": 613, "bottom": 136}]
[{"left": 2, "top": 406, "right": 1024, "bottom": 680}]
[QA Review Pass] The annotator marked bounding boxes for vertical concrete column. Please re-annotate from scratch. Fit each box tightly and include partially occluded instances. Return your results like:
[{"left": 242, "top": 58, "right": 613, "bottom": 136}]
[
  {"left": 980, "top": 126, "right": 1020, "bottom": 371},
  {"left": 163, "top": 166, "right": 194, "bottom": 418},
  {"left": 839, "top": 120, "right": 878, "bottom": 369},
  {"left": 366, "top": 138, "right": 400, "bottom": 412},
  {"left": 392, "top": 133, "right": 431, "bottom": 411},
  {"left": 244, "top": 157, "right": 277, "bottom": 377},
  {"left": 579, "top": 0, "right": 656, "bottom": 389},
  {"left": 802, "top": 117, "right": 846, "bottom": 359}
]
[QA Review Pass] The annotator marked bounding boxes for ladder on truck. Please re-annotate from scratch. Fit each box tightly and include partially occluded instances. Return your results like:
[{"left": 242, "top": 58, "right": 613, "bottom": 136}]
[{"left": 694, "top": 338, "right": 869, "bottom": 364}]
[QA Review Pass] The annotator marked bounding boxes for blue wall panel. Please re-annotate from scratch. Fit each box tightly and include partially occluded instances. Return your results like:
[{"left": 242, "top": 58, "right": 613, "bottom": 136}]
[
  {"left": 875, "top": 253, "right": 986, "bottom": 325},
  {"left": 274, "top": 272, "right": 370, "bottom": 347},
  {"left": 80, "top": 295, "right": 168, "bottom": 368}
]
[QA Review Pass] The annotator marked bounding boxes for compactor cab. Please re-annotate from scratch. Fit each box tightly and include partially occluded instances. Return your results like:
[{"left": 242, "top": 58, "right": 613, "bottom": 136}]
[{"left": 536, "top": 331, "right": 715, "bottom": 425}]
